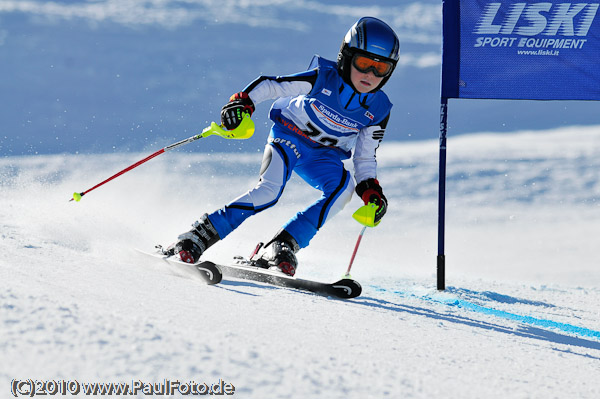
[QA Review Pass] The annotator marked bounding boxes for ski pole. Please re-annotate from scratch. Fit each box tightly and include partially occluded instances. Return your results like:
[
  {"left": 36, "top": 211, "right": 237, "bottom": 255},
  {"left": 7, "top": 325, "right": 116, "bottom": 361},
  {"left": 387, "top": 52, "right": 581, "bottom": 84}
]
[
  {"left": 345, "top": 225, "right": 367, "bottom": 278},
  {"left": 344, "top": 202, "right": 378, "bottom": 278},
  {"left": 70, "top": 115, "right": 255, "bottom": 202}
]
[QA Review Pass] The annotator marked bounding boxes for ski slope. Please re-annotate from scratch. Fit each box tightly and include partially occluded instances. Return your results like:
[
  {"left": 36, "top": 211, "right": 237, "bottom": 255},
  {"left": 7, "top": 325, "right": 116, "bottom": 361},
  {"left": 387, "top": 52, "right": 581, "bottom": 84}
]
[{"left": 2, "top": 126, "right": 599, "bottom": 398}]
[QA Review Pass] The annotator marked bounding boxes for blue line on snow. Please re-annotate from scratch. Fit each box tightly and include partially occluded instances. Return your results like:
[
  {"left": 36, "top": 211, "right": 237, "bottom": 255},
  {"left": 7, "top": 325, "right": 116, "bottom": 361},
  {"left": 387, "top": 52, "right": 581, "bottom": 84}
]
[
  {"left": 370, "top": 286, "right": 600, "bottom": 340},
  {"left": 445, "top": 297, "right": 600, "bottom": 340}
]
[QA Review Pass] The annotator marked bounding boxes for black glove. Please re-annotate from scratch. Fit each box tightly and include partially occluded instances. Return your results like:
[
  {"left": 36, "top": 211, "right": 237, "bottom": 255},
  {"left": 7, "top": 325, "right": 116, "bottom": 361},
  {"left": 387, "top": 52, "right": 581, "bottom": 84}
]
[
  {"left": 355, "top": 178, "right": 387, "bottom": 224},
  {"left": 220, "top": 92, "right": 255, "bottom": 130}
]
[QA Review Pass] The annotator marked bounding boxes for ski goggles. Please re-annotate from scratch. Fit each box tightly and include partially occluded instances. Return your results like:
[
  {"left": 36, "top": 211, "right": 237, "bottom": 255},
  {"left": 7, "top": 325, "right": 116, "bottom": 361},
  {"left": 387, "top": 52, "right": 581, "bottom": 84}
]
[{"left": 352, "top": 54, "right": 394, "bottom": 78}]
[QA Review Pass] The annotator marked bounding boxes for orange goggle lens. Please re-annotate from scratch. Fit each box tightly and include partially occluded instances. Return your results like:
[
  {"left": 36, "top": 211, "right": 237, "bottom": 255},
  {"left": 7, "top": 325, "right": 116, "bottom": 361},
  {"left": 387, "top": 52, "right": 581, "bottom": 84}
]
[{"left": 352, "top": 55, "right": 393, "bottom": 77}]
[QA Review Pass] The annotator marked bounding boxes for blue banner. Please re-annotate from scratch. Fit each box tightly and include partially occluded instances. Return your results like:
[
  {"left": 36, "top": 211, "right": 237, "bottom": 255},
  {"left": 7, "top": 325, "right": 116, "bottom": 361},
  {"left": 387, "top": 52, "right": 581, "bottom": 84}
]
[{"left": 442, "top": 0, "right": 600, "bottom": 100}]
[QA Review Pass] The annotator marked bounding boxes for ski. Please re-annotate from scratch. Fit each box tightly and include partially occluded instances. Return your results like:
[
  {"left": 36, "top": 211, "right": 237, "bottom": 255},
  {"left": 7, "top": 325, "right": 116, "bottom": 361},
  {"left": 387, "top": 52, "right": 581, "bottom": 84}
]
[
  {"left": 200, "top": 257, "right": 362, "bottom": 299},
  {"left": 137, "top": 248, "right": 361, "bottom": 299},
  {"left": 135, "top": 248, "right": 222, "bottom": 285}
]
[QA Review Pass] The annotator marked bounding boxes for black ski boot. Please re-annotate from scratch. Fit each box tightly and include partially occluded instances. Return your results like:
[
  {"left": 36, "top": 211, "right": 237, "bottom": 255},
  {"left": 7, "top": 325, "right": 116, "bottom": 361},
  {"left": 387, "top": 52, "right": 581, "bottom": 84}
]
[
  {"left": 261, "top": 230, "right": 300, "bottom": 276},
  {"left": 175, "top": 214, "right": 220, "bottom": 264}
]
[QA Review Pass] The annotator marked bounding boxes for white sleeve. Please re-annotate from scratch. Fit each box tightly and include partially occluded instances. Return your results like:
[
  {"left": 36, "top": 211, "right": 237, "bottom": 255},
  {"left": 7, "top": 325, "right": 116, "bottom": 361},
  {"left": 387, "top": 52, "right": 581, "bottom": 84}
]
[
  {"left": 353, "top": 125, "right": 386, "bottom": 183},
  {"left": 248, "top": 80, "right": 313, "bottom": 104},
  {"left": 243, "top": 70, "right": 317, "bottom": 105}
]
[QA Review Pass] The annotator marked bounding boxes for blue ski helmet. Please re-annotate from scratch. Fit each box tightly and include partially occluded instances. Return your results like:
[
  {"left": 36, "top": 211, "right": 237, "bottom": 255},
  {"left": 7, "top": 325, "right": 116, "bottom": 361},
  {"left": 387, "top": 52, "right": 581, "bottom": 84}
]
[{"left": 337, "top": 17, "right": 400, "bottom": 91}]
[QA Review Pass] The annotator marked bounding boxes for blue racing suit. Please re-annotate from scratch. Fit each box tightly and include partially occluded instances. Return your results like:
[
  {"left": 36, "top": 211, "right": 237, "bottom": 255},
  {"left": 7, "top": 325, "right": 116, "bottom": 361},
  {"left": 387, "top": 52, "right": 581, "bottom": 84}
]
[{"left": 208, "top": 56, "right": 393, "bottom": 249}]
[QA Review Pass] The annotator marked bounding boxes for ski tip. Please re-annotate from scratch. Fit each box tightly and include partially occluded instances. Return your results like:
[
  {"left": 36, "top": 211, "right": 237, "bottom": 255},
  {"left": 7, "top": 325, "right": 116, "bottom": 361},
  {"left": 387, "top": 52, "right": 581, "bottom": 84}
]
[
  {"left": 197, "top": 261, "right": 223, "bottom": 285},
  {"left": 331, "top": 279, "right": 362, "bottom": 299}
]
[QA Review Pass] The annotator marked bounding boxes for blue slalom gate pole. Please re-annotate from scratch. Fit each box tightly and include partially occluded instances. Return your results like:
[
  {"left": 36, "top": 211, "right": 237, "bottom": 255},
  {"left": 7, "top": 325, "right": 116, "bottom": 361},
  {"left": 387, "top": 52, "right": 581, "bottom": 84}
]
[{"left": 437, "top": 97, "right": 448, "bottom": 290}]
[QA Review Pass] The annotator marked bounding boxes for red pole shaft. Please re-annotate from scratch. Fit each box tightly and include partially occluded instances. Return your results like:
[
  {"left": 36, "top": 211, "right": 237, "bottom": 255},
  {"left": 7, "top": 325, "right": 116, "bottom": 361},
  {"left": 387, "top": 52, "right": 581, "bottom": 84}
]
[
  {"left": 70, "top": 148, "right": 165, "bottom": 201},
  {"left": 345, "top": 226, "right": 367, "bottom": 276}
]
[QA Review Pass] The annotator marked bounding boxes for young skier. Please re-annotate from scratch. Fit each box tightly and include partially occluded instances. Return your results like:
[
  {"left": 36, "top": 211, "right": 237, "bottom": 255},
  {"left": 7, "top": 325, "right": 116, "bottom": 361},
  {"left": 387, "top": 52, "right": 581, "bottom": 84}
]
[{"left": 171, "top": 17, "right": 399, "bottom": 276}]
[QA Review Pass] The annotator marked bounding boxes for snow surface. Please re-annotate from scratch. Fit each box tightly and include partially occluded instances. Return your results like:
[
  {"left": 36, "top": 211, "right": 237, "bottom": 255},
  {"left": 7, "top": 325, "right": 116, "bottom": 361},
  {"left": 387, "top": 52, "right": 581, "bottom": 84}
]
[{"left": 2, "top": 125, "right": 600, "bottom": 398}]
